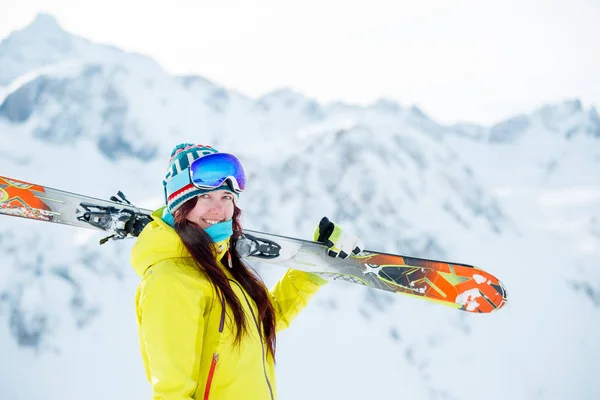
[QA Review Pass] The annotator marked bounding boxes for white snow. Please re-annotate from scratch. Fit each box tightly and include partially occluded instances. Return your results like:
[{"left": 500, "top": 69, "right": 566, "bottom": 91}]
[
  {"left": 0, "top": 13, "right": 599, "bottom": 400},
  {"left": 455, "top": 288, "right": 482, "bottom": 311}
]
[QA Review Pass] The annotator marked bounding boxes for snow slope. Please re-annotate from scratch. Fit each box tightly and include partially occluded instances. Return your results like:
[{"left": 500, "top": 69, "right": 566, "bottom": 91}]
[{"left": 0, "top": 14, "right": 598, "bottom": 400}]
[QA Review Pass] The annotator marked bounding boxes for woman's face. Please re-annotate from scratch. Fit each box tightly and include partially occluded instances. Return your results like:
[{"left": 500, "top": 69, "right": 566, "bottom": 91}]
[{"left": 185, "top": 190, "right": 235, "bottom": 229}]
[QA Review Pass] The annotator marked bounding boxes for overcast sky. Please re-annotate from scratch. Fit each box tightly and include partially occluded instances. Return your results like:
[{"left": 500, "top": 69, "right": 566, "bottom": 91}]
[{"left": 0, "top": 0, "right": 598, "bottom": 125}]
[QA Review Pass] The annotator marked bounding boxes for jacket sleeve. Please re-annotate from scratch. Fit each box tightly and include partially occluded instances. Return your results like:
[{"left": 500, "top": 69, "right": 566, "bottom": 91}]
[
  {"left": 269, "top": 269, "right": 328, "bottom": 332},
  {"left": 137, "top": 264, "right": 207, "bottom": 399}
]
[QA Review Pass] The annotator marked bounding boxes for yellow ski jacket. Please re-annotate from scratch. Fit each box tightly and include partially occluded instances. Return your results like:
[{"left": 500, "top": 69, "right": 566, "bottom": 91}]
[{"left": 130, "top": 209, "right": 327, "bottom": 400}]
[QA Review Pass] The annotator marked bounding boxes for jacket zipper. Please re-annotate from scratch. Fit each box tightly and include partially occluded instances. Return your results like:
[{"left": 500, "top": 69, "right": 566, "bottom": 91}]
[
  {"left": 204, "top": 290, "right": 226, "bottom": 400},
  {"left": 230, "top": 280, "right": 275, "bottom": 400},
  {"left": 203, "top": 352, "right": 219, "bottom": 400}
]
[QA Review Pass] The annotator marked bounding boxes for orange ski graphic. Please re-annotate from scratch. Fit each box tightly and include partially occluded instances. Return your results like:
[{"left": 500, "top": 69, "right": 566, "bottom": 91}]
[
  {"left": 0, "top": 176, "right": 55, "bottom": 221},
  {"left": 354, "top": 253, "right": 507, "bottom": 312}
]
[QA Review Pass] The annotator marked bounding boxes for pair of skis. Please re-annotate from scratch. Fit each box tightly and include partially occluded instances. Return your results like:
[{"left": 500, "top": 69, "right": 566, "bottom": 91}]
[{"left": 0, "top": 175, "right": 507, "bottom": 313}]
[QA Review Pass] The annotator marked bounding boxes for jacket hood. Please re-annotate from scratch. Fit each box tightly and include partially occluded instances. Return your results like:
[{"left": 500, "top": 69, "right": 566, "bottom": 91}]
[{"left": 130, "top": 207, "right": 230, "bottom": 277}]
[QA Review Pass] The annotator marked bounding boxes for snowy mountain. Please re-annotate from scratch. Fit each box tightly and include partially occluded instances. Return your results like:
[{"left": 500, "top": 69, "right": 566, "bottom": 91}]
[{"left": 1, "top": 14, "right": 599, "bottom": 400}]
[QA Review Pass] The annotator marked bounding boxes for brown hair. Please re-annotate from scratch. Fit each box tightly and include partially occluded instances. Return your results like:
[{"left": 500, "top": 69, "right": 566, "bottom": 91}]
[{"left": 173, "top": 198, "right": 277, "bottom": 359}]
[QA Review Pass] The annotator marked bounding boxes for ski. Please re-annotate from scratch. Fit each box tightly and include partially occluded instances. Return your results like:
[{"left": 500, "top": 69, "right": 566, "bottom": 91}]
[{"left": 0, "top": 175, "right": 507, "bottom": 313}]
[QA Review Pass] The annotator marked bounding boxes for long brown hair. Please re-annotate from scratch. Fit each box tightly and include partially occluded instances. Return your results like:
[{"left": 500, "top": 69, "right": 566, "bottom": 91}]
[{"left": 173, "top": 198, "right": 277, "bottom": 359}]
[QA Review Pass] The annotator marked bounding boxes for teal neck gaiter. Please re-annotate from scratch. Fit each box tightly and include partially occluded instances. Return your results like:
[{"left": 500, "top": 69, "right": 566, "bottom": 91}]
[
  {"left": 204, "top": 219, "right": 234, "bottom": 242},
  {"left": 161, "top": 208, "right": 233, "bottom": 242}
]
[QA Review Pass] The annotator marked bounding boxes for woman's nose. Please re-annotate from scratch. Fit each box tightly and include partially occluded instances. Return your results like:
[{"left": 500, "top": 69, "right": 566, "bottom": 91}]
[{"left": 208, "top": 198, "right": 224, "bottom": 211}]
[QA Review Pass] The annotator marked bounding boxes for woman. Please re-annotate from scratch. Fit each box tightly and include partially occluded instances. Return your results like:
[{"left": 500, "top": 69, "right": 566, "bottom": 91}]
[{"left": 130, "top": 143, "right": 363, "bottom": 400}]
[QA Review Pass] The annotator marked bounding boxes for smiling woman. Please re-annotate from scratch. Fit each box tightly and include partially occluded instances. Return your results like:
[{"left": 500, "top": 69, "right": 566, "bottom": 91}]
[
  {"left": 129, "top": 143, "right": 364, "bottom": 400},
  {"left": 184, "top": 191, "right": 235, "bottom": 229}
]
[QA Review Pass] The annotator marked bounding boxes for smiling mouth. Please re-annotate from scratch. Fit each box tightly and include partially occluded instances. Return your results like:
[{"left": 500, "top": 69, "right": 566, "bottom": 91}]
[{"left": 203, "top": 219, "right": 224, "bottom": 225}]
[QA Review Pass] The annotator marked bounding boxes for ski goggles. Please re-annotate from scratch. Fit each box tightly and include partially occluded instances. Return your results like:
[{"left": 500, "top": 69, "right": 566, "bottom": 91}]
[
  {"left": 188, "top": 152, "right": 247, "bottom": 193},
  {"left": 164, "top": 152, "right": 247, "bottom": 205}
]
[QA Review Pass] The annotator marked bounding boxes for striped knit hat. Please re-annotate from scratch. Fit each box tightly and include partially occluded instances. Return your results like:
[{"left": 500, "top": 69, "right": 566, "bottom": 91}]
[{"left": 163, "top": 143, "right": 234, "bottom": 214}]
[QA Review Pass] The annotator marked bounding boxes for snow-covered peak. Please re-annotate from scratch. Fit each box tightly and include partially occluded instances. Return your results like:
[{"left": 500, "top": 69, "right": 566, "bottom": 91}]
[
  {"left": 539, "top": 98, "right": 583, "bottom": 117},
  {"left": 258, "top": 87, "right": 314, "bottom": 110},
  {"left": 0, "top": 13, "right": 77, "bottom": 86},
  {"left": 484, "top": 99, "right": 600, "bottom": 143},
  {"left": 0, "top": 14, "right": 165, "bottom": 88},
  {"left": 176, "top": 74, "right": 257, "bottom": 114},
  {"left": 533, "top": 99, "right": 600, "bottom": 138},
  {"left": 254, "top": 87, "right": 325, "bottom": 125},
  {"left": 369, "top": 97, "right": 402, "bottom": 113},
  {"left": 19, "top": 13, "right": 65, "bottom": 38},
  {"left": 488, "top": 113, "right": 531, "bottom": 143},
  {"left": 177, "top": 75, "right": 219, "bottom": 91}
]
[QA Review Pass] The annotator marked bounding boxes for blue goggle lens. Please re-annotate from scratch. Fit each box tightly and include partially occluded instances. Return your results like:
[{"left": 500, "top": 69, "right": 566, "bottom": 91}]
[{"left": 189, "top": 153, "right": 246, "bottom": 193}]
